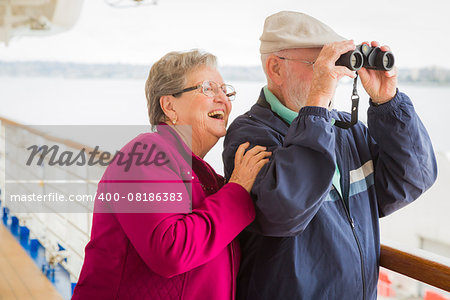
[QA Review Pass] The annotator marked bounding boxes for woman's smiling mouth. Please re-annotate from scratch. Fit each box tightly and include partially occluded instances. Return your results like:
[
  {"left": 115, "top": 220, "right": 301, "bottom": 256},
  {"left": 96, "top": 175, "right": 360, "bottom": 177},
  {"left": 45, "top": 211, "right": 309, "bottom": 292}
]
[{"left": 208, "top": 110, "right": 225, "bottom": 120}]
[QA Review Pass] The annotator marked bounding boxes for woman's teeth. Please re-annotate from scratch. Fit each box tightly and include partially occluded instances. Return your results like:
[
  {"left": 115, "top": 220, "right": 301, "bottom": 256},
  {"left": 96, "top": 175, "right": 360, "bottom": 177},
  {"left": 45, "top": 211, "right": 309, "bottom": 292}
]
[{"left": 208, "top": 110, "right": 224, "bottom": 119}]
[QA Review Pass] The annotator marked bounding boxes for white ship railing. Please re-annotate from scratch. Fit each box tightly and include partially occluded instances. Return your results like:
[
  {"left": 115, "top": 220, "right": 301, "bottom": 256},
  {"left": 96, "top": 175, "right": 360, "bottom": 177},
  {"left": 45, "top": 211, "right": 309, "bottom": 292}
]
[{"left": 0, "top": 116, "right": 104, "bottom": 283}]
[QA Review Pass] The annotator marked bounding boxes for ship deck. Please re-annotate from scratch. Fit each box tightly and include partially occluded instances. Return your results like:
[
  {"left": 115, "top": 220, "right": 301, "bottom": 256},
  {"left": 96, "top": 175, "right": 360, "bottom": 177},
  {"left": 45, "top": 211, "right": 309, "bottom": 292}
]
[{"left": 0, "top": 224, "right": 62, "bottom": 300}]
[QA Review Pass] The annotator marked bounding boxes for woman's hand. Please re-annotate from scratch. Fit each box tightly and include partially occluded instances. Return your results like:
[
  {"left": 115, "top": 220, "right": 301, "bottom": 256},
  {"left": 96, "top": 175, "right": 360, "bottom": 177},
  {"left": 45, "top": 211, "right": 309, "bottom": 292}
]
[{"left": 229, "top": 142, "right": 271, "bottom": 193}]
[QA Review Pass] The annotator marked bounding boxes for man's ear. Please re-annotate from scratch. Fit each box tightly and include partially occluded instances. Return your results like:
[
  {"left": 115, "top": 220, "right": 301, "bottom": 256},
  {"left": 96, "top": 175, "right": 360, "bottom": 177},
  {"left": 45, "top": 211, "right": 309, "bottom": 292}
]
[
  {"left": 266, "top": 55, "right": 284, "bottom": 85},
  {"left": 160, "top": 95, "right": 177, "bottom": 122}
]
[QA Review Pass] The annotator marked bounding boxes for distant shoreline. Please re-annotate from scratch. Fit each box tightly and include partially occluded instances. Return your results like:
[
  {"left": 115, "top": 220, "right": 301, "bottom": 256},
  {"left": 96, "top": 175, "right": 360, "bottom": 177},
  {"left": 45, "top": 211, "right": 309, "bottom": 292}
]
[{"left": 1, "top": 60, "right": 450, "bottom": 85}]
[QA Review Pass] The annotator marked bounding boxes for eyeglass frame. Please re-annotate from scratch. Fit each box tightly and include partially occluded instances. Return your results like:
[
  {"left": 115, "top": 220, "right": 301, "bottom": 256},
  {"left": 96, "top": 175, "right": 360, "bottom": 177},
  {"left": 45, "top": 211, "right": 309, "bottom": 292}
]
[
  {"left": 172, "top": 80, "right": 236, "bottom": 101},
  {"left": 276, "top": 56, "right": 316, "bottom": 67}
]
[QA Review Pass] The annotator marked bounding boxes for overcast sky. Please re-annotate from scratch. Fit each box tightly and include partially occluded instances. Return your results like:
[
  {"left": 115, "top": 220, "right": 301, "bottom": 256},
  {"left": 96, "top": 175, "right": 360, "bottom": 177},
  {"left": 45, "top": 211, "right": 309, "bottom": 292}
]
[{"left": 1, "top": 0, "right": 449, "bottom": 68}]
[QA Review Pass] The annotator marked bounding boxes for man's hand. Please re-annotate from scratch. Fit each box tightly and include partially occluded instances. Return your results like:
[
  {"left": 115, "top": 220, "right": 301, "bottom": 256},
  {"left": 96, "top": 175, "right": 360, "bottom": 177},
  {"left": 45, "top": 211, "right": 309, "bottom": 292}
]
[
  {"left": 358, "top": 41, "right": 398, "bottom": 104},
  {"left": 306, "top": 40, "right": 357, "bottom": 108}
]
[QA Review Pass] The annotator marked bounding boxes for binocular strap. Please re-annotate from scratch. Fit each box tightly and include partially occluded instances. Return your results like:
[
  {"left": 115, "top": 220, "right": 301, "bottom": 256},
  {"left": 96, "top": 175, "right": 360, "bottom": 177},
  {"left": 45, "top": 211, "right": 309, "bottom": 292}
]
[{"left": 334, "top": 73, "right": 360, "bottom": 129}]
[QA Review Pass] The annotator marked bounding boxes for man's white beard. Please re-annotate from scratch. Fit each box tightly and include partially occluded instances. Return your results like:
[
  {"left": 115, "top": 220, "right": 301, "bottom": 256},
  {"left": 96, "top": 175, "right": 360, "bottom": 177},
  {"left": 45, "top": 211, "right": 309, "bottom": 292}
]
[
  {"left": 284, "top": 66, "right": 335, "bottom": 111},
  {"left": 285, "top": 77, "right": 310, "bottom": 112},
  {"left": 285, "top": 80, "right": 335, "bottom": 111}
]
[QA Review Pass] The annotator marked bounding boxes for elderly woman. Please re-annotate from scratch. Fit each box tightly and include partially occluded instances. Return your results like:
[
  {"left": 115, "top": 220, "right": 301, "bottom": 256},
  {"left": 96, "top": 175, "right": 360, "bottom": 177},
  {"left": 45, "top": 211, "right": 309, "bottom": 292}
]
[{"left": 72, "top": 50, "right": 270, "bottom": 300}]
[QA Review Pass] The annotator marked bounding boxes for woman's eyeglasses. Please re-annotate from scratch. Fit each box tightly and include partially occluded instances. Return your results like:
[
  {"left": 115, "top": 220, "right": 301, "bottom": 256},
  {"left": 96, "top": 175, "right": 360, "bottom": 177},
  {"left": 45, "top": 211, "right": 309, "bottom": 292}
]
[{"left": 172, "top": 80, "right": 236, "bottom": 101}]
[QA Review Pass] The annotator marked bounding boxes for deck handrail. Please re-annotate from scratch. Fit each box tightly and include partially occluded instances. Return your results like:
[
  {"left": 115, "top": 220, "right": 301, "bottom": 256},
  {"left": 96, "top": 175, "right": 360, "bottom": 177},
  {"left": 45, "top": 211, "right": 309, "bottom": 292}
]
[
  {"left": 380, "top": 244, "right": 450, "bottom": 292},
  {"left": 0, "top": 116, "right": 98, "bottom": 153}
]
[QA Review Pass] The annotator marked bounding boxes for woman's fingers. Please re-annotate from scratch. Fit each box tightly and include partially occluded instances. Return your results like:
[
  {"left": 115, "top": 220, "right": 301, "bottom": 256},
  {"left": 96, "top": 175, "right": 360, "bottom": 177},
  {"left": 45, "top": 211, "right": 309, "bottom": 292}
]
[
  {"left": 234, "top": 141, "right": 249, "bottom": 166},
  {"left": 249, "top": 150, "right": 272, "bottom": 165},
  {"left": 244, "top": 144, "right": 267, "bottom": 156},
  {"left": 229, "top": 144, "right": 272, "bottom": 192},
  {"left": 255, "top": 158, "right": 270, "bottom": 170},
  {"left": 242, "top": 145, "right": 270, "bottom": 168}
]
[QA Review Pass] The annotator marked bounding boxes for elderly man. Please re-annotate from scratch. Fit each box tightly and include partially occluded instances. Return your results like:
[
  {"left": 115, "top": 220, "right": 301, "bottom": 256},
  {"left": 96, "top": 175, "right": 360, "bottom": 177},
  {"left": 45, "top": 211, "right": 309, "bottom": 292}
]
[{"left": 222, "top": 11, "right": 437, "bottom": 300}]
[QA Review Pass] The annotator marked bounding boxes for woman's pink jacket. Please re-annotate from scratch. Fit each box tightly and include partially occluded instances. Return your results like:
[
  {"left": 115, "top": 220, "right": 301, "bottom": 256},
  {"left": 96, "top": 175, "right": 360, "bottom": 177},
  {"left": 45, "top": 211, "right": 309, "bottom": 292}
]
[{"left": 72, "top": 125, "right": 255, "bottom": 300}]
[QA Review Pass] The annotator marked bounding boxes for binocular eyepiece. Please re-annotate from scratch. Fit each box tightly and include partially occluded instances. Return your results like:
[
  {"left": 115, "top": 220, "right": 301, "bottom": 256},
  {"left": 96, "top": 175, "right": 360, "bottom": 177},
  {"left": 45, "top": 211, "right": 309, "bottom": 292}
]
[{"left": 336, "top": 44, "right": 394, "bottom": 71}]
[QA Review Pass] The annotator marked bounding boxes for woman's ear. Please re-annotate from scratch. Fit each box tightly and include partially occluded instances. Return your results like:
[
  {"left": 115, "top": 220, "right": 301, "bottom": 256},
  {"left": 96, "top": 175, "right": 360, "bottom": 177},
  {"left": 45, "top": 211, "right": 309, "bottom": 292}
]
[
  {"left": 160, "top": 95, "right": 177, "bottom": 123},
  {"left": 266, "top": 55, "right": 284, "bottom": 86}
]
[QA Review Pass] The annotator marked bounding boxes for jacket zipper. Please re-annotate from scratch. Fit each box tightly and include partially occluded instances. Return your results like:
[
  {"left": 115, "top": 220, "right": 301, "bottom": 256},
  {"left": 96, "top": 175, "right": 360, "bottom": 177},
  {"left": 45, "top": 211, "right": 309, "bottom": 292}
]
[
  {"left": 339, "top": 145, "right": 367, "bottom": 300},
  {"left": 338, "top": 194, "right": 366, "bottom": 300},
  {"left": 336, "top": 127, "right": 367, "bottom": 300}
]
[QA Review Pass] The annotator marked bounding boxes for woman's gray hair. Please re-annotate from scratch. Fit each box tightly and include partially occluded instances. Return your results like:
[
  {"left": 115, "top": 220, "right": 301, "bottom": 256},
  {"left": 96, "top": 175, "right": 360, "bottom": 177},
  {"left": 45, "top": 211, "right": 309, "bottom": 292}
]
[{"left": 145, "top": 49, "right": 218, "bottom": 128}]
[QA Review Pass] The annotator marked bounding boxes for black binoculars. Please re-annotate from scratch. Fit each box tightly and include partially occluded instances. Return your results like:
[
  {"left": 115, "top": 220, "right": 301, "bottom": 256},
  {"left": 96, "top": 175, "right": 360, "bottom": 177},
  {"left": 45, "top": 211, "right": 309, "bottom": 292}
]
[{"left": 336, "top": 44, "right": 394, "bottom": 71}]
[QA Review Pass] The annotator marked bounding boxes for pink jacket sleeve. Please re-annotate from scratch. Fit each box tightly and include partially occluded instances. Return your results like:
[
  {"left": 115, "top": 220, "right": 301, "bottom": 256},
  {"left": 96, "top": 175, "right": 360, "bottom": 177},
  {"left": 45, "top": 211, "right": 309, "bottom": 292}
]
[{"left": 109, "top": 164, "right": 255, "bottom": 278}]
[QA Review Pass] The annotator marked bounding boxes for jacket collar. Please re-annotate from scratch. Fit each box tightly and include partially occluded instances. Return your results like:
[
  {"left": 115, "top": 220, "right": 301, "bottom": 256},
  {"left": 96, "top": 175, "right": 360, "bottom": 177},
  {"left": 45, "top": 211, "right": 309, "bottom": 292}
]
[
  {"left": 251, "top": 88, "right": 343, "bottom": 135},
  {"left": 263, "top": 86, "right": 298, "bottom": 125},
  {"left": 157, "top": 122, "right": 225, "bottom": 192},
  {"left": 250, "top": 89, "right": 291, "bottom": 135},
  {"left": 157, "top": 123, "right": 192, "bottom": 157}
]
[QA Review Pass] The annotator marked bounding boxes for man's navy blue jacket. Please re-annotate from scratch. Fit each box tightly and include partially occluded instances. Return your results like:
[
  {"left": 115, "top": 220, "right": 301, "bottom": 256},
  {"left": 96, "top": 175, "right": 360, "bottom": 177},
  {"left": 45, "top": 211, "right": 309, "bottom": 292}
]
[{"left": 222, "top": 89, "right": 437, "bottom": 300}]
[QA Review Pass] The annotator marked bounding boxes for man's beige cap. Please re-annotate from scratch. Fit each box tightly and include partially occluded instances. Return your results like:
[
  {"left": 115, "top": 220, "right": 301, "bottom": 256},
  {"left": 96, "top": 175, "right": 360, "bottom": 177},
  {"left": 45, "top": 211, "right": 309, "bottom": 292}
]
[{"left": 260, "top": 11, "right": 346, "bottom": 54}]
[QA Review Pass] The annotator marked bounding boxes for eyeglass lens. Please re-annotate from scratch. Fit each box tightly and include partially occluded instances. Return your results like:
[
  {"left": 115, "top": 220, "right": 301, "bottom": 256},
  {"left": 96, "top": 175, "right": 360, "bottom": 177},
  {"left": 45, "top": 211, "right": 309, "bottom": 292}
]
[{"left": 202, "top": 81, "right": 235, "bottom": 101}]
